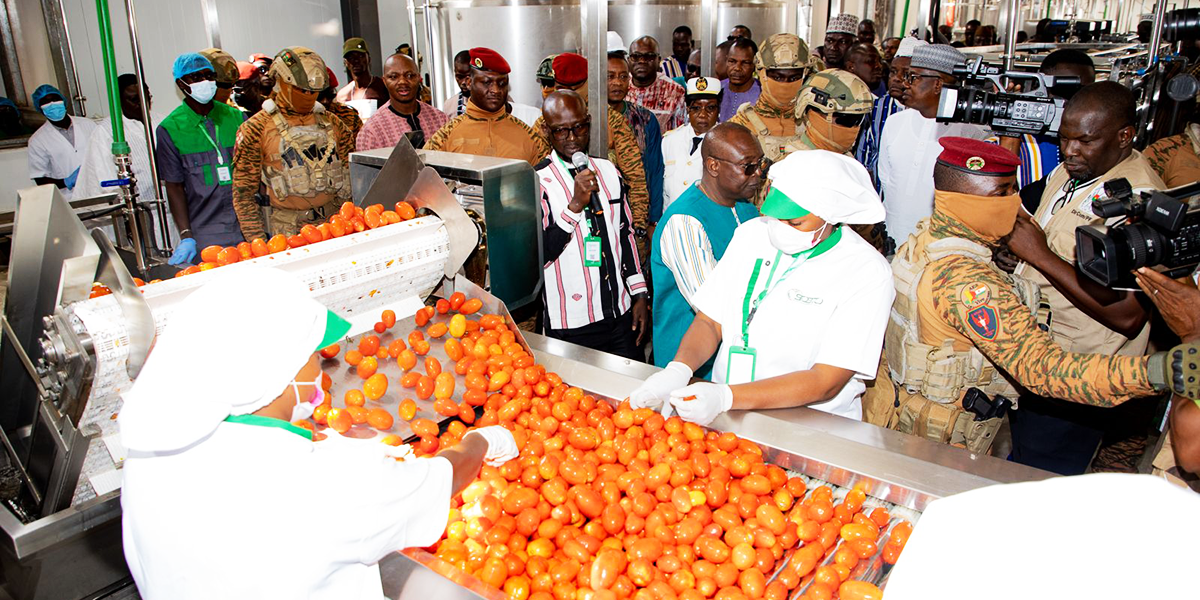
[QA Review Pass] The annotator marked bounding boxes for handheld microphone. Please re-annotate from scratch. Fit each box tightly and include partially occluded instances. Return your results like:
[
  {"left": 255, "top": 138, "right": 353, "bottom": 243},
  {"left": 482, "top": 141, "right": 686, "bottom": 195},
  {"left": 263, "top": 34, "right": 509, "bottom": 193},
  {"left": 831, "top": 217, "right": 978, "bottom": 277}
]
[{"left": 571, "top": 151, "right": 602, "bottom": 215}]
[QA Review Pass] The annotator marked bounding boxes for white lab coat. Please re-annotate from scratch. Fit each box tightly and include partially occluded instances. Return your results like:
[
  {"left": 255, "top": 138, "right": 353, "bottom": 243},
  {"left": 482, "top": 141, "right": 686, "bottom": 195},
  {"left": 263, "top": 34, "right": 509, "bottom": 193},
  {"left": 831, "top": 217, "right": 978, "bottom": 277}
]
[
  {"left": 886, "top": 474, "right": 1200, "bottom": 599},
  {"left": 691, "top": 218, "right": 894, "bottom": 419},
  {"left": 27, "top": 116, "right": 98, "bottom": 200},
  {"left": 122, "top": 421, "right": 453, "bottom": 600},
  {"left": 661, "top": 123, "right": 706, "bottom": 211}
]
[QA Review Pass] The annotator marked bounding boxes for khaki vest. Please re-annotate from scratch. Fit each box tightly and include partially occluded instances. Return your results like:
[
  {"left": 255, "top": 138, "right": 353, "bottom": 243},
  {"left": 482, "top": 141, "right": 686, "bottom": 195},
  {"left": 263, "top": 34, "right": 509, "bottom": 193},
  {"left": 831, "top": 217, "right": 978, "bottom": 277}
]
[
  {"left": 886, "top": 222, "right": 1041, "bottom": 404},
  {"left": 1015, "top": 151, "right": 1164, "bottom": 357},
  {"left": 260, "top": 99, "right": 348, "bottom": 210},
  {"left": 738, "top": 107, "right": 804, "bottom": 162}
]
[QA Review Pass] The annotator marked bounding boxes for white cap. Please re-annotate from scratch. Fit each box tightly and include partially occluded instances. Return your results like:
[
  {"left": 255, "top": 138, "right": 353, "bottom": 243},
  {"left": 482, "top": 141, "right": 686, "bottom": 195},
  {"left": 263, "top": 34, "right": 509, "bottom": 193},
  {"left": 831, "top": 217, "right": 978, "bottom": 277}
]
[
  {"left": 685, "top": 76, "right": 721, "bottom": 97},
  {"left": 607, "top": 31, "right": 626, "bottom": 54},
  {"left": 895, "top": 37, "right": 928, "bottom": 58},
  {"left": 764, "top": 150, "right": 884, "bottom": 224},
  {"left": 119, "top": 266, "right": 347, "bottom": 452}
]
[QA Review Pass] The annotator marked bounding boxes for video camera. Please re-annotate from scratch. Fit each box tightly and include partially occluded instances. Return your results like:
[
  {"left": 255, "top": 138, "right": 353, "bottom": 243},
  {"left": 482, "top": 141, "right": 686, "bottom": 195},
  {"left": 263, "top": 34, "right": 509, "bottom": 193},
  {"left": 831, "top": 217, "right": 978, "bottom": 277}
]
[
  {"left": 1075, "top": 179, "right": 1200, "bottom": 288},
  {"left": 935, "top": 57, "right": 1080, "bottom": 136}
]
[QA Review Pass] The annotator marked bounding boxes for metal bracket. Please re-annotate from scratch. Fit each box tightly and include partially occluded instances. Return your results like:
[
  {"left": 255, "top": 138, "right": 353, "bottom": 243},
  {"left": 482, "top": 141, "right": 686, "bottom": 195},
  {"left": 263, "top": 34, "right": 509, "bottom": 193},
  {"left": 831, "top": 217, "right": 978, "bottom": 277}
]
[
  {"left": 90, "top": 230, "right": 155, "bottom": 379},
  {"left": 405, "top": 167, "right": 480, "bottom": 279},
  {"left": 359, "top": 133, "right": 425, "bottom": 209}
]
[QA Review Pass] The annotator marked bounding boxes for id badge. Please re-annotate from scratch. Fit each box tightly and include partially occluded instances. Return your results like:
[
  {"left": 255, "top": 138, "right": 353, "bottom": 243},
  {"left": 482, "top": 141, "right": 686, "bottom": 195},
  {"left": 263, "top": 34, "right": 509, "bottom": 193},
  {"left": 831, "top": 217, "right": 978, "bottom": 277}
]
[
  {"left": 584, "top": 236, "right": 602, "bottom": 267},
  {"left": 216, "top": 165, "right": 233, "bottom": 185},
  {"left": 726, "top": 346, "right": 757, "bottom": 384}
]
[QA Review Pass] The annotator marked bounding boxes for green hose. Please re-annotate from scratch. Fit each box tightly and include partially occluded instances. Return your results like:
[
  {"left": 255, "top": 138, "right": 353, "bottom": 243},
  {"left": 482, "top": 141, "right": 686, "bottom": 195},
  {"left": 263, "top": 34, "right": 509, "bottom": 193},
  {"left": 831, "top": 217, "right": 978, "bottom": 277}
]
[
  {"left": 95, "top": 0, "right": 129, "bottom": 155},
  {"left": 899, "top": 0, "right": 913, "bottom": 37}
]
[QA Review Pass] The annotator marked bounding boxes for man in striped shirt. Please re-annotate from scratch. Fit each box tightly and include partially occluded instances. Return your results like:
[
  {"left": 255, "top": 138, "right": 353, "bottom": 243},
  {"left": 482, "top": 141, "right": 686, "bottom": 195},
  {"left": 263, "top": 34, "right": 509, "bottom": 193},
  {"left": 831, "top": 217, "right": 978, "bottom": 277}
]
[
  {"left": 627, "top": 36, "right": 688, "bottom": 131},
  {"left": 854, "top": 36, "right": 922, "bottom": 189},
  {"left": 661, "top": 26, "right": 692, "bottom": 84},
  {"left": 537, "top": 91, "right": 649, "bottom": 360}
]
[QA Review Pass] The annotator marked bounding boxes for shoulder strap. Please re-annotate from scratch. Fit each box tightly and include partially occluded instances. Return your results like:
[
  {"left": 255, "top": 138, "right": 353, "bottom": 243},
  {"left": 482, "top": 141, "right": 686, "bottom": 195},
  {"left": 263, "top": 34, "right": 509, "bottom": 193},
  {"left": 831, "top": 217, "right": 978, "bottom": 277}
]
[
  {"left": 741, "top": 108, "right": 772, "bottom": 137},
  {"left": 924, "top": 236, "right": 992, "bottom": 263}
]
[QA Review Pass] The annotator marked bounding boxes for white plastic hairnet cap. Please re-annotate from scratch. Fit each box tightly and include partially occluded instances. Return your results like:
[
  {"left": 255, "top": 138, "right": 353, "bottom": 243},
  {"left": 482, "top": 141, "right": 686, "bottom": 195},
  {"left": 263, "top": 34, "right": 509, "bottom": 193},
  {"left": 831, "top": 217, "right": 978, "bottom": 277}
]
[
  {"left": 119, "top": 266, "right": 349, "bottom": 453},
  {"left": 607, "top": 31, "right": 626, "bottom": 54},
  {"left": 762, "top": 150, "right": 884, "bottom": 225},
  {"left": 896, "top": 37, "right": 928, "bottom": 58}
]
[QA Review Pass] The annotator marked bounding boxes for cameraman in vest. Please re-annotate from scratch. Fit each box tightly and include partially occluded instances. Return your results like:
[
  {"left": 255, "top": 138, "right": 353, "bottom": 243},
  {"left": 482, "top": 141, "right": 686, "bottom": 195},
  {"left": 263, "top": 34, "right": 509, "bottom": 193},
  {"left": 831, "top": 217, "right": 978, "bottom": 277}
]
[
  {"left": 231, "top": 47, "right": 354, "bottom": 243},
  {"left": 875, "top": 137, "right": 1200, "bottom": 454}
]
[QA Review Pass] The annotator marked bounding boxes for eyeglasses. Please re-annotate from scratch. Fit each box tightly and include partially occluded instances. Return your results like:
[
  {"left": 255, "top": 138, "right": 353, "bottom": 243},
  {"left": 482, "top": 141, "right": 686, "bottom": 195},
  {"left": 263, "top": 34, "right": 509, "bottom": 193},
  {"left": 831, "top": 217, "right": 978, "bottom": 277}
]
[
  {"left": 628, "top": 52, "right": 659, "bottom": 63},
  {"left": 902, "top": 72, "right": 942, "bottom": 85},
  {"left": 712, "top": 155, "right": 769, "bottom": 176},
  {"left": 830, "top": 112, "right": 866, "bottom": 128},
  {"left": 549, "top": 119, "right": 590, "bottom": 140}
]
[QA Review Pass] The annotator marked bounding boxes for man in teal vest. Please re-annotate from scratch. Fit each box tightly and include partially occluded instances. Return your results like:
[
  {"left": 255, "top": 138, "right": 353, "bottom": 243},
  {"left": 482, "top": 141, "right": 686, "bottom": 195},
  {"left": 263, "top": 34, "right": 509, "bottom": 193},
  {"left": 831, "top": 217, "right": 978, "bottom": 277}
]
[
  {"left": 157, "top": 52, "right": 246, "bottom": 264},
  {"left": 648, "top": 122, "right": 763, "bottom": 379}
]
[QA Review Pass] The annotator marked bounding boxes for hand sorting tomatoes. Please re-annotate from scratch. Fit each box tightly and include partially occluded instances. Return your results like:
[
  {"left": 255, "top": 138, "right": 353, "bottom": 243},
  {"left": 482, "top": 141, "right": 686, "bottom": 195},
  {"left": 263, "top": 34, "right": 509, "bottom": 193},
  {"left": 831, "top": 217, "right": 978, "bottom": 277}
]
[
  {"left": 162, "top": 201, "right": 419, "bottom": 280},
  {"left": 306, "top": 299, "right": 912, "bottom": 600}
]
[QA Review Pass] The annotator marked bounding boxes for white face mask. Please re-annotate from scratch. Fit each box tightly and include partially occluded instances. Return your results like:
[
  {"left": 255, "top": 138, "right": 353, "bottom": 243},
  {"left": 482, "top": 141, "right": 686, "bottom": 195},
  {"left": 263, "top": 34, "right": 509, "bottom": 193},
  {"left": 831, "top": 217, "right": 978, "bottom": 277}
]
[
  {"left": 185, "top": 80, "right": 218, "bottom": 104},
  {"left": 289, "top": 375, "right": 324, "bottom": 422},
  {"left": 767, "top": 219, "right": 828, "bottom": 255}
]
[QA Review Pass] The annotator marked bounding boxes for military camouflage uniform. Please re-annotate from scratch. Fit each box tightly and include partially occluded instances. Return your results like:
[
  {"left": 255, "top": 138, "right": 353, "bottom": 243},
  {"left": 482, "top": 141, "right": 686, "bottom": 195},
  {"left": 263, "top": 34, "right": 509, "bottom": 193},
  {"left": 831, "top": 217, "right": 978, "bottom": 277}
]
[
  {"left": 784, "top": 69, "right": 889, "bottom": 254},
  {"left": 533, "top": 107, "right": 650, "bottom": 257},
  {"left": 200, "top": 48, "right": 238, "bottom": 86},
  {"left": 727, "top": 34, "right": 818, "bottom": 163},
  {"left": 231, "top": 47, "right": 353, "bottom": 242},
  {"left": 324, "top": 100, "right": 364, "bottom": 145},
  {"left": 875, "top": 207, "right": 1159, "bottom": 453}
]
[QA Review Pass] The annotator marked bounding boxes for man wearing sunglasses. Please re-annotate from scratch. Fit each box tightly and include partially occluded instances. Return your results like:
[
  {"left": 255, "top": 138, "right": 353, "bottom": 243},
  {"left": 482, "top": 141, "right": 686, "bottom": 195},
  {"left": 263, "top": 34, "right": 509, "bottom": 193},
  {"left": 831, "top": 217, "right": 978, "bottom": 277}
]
[
  {"left": 535, "top": 91, "right": 649, "bottom": 360},
  {"left": 649, "top": 122, "right": 763, "bottom": 378},
  {"left": 878, "top": 43, "right": 987, "bottom": 249},
  {"left": 626, "top": 36, "right": 688, "bottom": 131},
  {"left": 728, "top": 33, "right": 817, "bottom": 162}
]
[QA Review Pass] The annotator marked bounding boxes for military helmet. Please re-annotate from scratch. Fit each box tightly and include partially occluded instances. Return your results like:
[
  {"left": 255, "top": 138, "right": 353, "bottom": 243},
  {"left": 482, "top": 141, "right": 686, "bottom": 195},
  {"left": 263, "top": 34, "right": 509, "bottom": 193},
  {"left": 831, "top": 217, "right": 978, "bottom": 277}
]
[
  {"left": 755, "top": 33, "right": 812, "bottom": 73},
  {"left": 270, "top": 46, "right": 329, "bottom": 92},
  {"left": 537, "top": 54, "right": 558, "bottom": 85},
  {"left": 199, "top": 48, "right": 238, "bottom": 85},
  {"left": 796, "top": 69, "right": 874, "bottom": 117}
]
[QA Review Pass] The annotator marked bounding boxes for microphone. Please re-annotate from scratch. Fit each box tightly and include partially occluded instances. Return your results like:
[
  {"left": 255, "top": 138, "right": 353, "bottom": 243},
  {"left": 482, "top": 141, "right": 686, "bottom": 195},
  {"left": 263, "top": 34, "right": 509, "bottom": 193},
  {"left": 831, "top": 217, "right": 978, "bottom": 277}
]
[{"left": 571, "top": 151, "right": 602, "bottom": 215}]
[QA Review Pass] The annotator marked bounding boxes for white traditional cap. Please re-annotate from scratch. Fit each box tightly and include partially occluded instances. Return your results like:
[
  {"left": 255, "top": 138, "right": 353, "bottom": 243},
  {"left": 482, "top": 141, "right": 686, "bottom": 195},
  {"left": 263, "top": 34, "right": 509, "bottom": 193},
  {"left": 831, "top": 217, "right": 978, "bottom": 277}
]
[
  {"left": 119, "top": 266, "right": 349, "bottom": 452},
  {"left": 911, "top": 43, "right": 967, "bottom": 75},
  {"left": 761, "top": 150, "right": 884, "bottom": 224},
  {"left": 607, "top": 31, "right": 626, "bottom": 54},
  {"left": 685, "top": 76, "right": 721, "bottom": 98},
  {"left": 896, "top": 37, "right": 929, "bottom": 58},
  {"left": 827, "top": 13, "right": 860, "bottom": 36},
  {"left": 1139, "top": 13, "right": 1155, "bottom": 23}
]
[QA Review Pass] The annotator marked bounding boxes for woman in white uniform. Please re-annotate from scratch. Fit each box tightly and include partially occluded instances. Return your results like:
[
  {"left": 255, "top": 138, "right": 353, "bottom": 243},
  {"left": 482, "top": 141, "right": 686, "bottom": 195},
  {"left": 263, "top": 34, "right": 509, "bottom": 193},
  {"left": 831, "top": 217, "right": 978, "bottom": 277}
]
[
  {"left": 631, "top": 150, "right": 894, "bottom": 423},
  {"left": 119, "top": 266, "right": 516, "bottom": 600}
]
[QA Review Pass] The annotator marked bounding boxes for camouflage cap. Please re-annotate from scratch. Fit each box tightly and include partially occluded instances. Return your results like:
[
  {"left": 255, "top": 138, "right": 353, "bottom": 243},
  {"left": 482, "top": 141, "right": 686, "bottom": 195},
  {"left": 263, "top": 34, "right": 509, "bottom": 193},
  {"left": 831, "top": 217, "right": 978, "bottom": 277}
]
[
  {"left": 755, "top": 33, "right": 812, "bottom": 72},
  {"left": 199, "top": 48, "right": 238, "bottom": 85},
  {"left": 270, "top": 47, "right": 329, "bottom": 92},
  {"left": 537, "top": 54, "right": 558, "bottom": 84},
  {"left": 796, "top": 68, "right": 875, "bottom": 116}
]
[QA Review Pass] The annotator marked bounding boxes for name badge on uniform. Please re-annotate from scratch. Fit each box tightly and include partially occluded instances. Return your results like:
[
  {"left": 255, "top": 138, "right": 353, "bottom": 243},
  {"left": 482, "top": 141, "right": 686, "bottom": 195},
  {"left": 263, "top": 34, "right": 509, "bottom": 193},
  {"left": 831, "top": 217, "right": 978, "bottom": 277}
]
[
  {"left": 216, "top": 165, "right": 233, "bottom": 185},
  {"left": 726, "top": 346, "right": 757, "bottom": 384},
  {"left": 584, "top": 236, "right": 602, "bottom": 267}
]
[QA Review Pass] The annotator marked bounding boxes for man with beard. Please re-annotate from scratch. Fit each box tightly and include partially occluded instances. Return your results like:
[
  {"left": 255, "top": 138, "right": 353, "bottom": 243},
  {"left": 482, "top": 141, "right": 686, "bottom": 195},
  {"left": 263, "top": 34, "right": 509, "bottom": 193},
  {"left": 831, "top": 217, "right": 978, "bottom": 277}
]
[
  {"left": 336, "top": 37, "right": 388, "bottom": 106},
  {"left": 719, "top": 37, "right": 760, "bottom": 122},
  {"left": 728, "top": 33, "right": 816, "bottom": 162},
  {"left": 626, "top": 36, "right": 687, "bottom": 130},
  {"left": 231, "top": 47, "right": 353, "bottom": 242},
  {"left": 357, "top": 53, "right": 448, "bottom": 151},
  {"left": 425, "top": 48, "right": 549, "bottom": 165},
  {"left": 855, "top": 37, "right": 923, "bottom": 190},
  {"left": 536, "top": 91, "right": 649, "bottom": 359}
]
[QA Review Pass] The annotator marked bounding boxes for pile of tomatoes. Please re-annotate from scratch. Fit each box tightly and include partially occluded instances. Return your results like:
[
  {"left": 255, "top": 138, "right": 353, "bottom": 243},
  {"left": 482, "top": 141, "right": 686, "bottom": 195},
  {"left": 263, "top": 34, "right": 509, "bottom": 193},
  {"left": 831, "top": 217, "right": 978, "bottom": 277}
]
[
  {"left": 169, "top": 200, "right": 419, "bottom": 279},
  {"left": 300, "top": 297, "right": 913, "bottom": 600}
]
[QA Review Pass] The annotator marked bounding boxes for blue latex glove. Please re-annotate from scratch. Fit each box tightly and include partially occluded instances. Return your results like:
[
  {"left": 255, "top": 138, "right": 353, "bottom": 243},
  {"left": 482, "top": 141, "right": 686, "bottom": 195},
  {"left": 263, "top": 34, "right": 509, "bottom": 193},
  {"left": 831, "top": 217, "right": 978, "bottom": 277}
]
[
  {"left": 64, "top": 167, "right": 80, "bottom": 189},
  {"left": 169, "top": 238, "right": 197, "bottom": 266}
]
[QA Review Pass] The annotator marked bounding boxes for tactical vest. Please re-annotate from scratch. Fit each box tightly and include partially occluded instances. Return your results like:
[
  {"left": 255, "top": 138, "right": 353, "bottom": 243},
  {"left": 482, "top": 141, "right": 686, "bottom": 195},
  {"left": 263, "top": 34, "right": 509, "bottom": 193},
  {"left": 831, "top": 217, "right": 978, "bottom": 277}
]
[
  {"left": 885, "top": 224, "right": 1042, "bottom": 404},
  {"left": 739, "top": 107, "right": 804, "bottom": 163},
  {"left": 260, "top": 99, "right": 348, "bottom": 207}
]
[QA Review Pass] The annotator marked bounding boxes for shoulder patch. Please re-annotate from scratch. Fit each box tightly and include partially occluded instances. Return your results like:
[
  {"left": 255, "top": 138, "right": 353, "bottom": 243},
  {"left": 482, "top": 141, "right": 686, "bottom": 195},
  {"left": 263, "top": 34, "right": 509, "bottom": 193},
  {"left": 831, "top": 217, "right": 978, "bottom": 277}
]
[
  {"left": 966, "top": 305, "right": 999, "bottom": 340},
  {"left": 959, "top": 281, "right": 992, "bottom": 309}
]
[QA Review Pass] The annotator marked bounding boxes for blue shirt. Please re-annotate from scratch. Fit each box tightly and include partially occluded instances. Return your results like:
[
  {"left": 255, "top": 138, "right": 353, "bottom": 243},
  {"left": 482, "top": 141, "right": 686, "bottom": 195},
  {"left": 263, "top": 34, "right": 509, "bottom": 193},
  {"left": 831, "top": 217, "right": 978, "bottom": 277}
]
[
  {"left": 854, "top": 94, "right": 903, "bottom": 190},
  {"left": 720, "top": 79, "right": 761, "bottom": 123}
]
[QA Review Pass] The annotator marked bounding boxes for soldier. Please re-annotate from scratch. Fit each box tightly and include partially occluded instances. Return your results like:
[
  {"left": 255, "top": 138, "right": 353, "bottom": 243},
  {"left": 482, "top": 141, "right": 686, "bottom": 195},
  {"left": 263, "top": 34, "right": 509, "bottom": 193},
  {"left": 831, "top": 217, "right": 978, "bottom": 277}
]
[
  {"left": 536, "top": 54, "right": 558, "bottom": 101},
  {"left": 728, "top": 33, "right": 819, "bottom": 162},
  {"left": 231, "top": 47, "right": 354, "bottom": 243},
  {"left": 1144, "top": 115, "right": 1200, "bottom": 188},
  {"left": 424, "top": 47, "right": 549, "bottom": 165},
  {"left": 876, "top": 137, "right": 1200, "bottom": 454},
  {"left": 199, "top": 48, "right": 239, "bottom": 106},
  {"left": 784, "top": 69, "right": 886, "bottom": 253}
]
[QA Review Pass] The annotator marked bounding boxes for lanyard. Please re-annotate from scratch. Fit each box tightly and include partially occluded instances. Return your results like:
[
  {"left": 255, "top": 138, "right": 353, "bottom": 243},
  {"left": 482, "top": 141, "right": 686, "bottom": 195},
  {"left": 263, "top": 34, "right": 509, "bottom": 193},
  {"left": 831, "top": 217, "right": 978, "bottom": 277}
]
[
  {"left": 738, "top": 226, "right": 843, "bottom": 347},
  {"left": 198, "top": 120, "right": 226, "bottom": 166},
  {"left": 223, "top": 414, "right": 313, "bottom": 440}
]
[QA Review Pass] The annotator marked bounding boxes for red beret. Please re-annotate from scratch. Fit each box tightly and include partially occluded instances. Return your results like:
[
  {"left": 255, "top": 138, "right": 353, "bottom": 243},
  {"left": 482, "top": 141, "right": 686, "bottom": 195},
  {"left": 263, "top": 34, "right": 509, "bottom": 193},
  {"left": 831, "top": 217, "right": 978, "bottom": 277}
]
[
  {"left": 552, "top": 53, "right": 588, "bottom": 87},
  {"left": 937, "top": 137, "right": 1020, "bottom": 176},
  {"left": 236, "top": 61, "right": 257, "bottom": 80},
  {"left": 468, "top": 47, "right": 511, "bottom": 74},
  {"left": 325, "top": 67, "right": 338, "bottom": 89}
]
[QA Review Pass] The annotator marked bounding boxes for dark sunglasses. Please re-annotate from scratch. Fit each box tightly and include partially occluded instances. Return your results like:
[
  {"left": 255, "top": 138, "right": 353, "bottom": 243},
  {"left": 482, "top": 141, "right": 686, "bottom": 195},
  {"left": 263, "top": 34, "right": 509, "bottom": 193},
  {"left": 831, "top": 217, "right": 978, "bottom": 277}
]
[
  {"left": 831, "top": 112, "right": 866, "bottom": 128},
  {"left": 628, "top": 52, "right": 659, "bottom": 62},
  {"left": 712, "top": 155, "right": 769, "bottom": 176}
]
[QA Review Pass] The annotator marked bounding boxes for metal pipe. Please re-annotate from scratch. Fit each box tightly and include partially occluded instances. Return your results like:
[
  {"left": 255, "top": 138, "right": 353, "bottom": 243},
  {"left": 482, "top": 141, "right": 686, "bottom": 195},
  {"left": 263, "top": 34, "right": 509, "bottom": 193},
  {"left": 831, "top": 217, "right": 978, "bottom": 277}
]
[
  {"left": 422, "top": 0, "right": 443, "bottom": 109},
  {"left": 1146, "top": 0, "right": 1168, "bottom": 67},
  {"left": 124, "top": 0, "right": 170, "bottom": 254},
  {"left": 52, "top": 0, "right": 87, "bottom": 116},
  {"left": 701, "top": 0, "right": 716, "bottom": 76},
  {"left": 1001, "top": 0, "right": 1020, "bottom": 70},
  {"left": 581, "top": 0, "right": 607, "bottom": 157}
]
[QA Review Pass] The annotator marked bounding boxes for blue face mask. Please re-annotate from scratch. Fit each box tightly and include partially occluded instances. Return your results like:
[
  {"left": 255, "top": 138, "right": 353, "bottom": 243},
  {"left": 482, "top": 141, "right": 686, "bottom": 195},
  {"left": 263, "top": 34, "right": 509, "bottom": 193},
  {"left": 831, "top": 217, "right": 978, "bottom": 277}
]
[
  {"left": 185, "top": 80, "right": 218, "bottom": 105},
  {"left": 41, "top": 101, "right": 67, "bottom": 121}
]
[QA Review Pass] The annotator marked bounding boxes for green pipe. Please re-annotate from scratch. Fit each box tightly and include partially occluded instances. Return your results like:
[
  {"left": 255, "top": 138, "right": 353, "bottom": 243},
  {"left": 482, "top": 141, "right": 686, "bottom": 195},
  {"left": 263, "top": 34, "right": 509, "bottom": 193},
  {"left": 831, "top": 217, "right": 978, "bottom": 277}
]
[
  {"left": 899, "top": 0, "right": 913, "bottom": 37},
  {"left": 95, "top": 0, "right": 129, "bottom": 155},
  {"left": 1045, "top": 0, "right": 1052, "bottom": 19}
]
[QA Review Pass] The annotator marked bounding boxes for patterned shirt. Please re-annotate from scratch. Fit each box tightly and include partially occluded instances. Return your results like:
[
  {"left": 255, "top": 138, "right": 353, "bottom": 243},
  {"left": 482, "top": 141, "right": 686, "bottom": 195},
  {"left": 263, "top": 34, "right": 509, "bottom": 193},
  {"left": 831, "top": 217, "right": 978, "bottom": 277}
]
[
  {"left": 356, "top": 100, "right": 449, "bottom": 151},
  {"left": 626, "top": 74, "right": 687, "bottom": 131},
  {"left": 425, "top": 100, "right": 549, "bottom": 166},
  {"left": 660, "top": 56, "right": 685, "bottom": 80},
  {"left": 1143, "top": 124, "right": 1200, "bottom": 188},
  {"left": 720, "top": 79, "right": 761, "bottom": 123},
  {"left": 615, "top": 101, "right": 665, "bottom": 225},
  {"left": 853, "top": 94, "right": 903, "bottom": 190}
]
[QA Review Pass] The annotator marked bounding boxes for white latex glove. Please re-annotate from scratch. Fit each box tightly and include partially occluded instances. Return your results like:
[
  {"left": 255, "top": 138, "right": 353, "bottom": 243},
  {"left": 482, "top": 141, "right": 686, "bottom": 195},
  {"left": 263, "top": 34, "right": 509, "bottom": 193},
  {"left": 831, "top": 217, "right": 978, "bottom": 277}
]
[
  {"left": 630, "top": 361, "right": 693, "bottom": 409},
  {"left": 667, "top": 382, "right": 733, "bottom": 426},
  {"left": 465, "top": 426, "right": 519, "bottom": 466}
]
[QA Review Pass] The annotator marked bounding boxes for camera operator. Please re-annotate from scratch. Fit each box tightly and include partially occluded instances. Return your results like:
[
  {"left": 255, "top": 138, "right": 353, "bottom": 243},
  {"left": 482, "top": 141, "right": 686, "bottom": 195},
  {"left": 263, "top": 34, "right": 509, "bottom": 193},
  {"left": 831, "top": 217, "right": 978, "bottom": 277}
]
[
  {"left": 992, "top": 49, "right": 1096, "bottom": 203},
  {"left": 1135, "top": 267, "right": 1200, "bottom": 490},
  {"left": 1005, "top": 82, "right": 1167, "bottom": 474}
]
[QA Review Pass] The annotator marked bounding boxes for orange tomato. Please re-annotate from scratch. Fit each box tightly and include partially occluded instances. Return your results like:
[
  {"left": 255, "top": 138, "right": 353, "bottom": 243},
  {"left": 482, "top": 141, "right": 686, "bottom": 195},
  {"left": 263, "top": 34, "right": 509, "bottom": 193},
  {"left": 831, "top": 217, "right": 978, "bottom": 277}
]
[
  {"left": 267, "top": 234, "right": 288, "bottom": 253},
  {"left": 236, "top": 241, "right": 253, "bottom": 260},
  {"left": 425, "top": 356, "right": 442, "bottom": 377},
  {"left": 460, "top": 298, "right": 483, "bottom": 314},
  {"left": 200, "top": 245, "right": 222, "bottom": 263},
  {"left": 837, "top": 581, "right": 882, "bottom": 600},
  {"left": 367, "top": 407, "right": 394, "bottom": 430},
  {"left": 287, "top": 234, "right": 307, "bottom": 248},
  {"left": 434, "top": 372, "right": 455, "bottom": 400},
  {"left": 416, "top": 376, "right": 434, "bottom": 400},
  {"left": 398, "top": 398, "right": 417, "bottom": 421},
  {"left": 339, "top": 201, "right": 356, "bottom": 221},
  {"left": 363, "top": 373, "right": 388, "bottom": 400},
  {"left": 344, "top": 389, "right": 366, "bottom": 407},
  {"left": 394, "top": 201, "right": 416, "bottom": 220},
  {"left": 358, "top": 335, "right": 381, "bottom": 356},
  {"left": 250, "top": 238, "right": 270, "bottom": 257},
  {"left": 428, "top": 322, "right": 449, "bottom": 338},
  {"left": 346, "top": 406, "right": 369, "bottom": 424},
  {"left": 344, "top": 350, "right": 364, "bottom": 366},
  {"left": 301, "top": 224, "right": 323, "bottom": 244},
  {"left": 326, "top": 408, "right": 353, "bottom": 433},
  {"left": 381, "top": 309, "right": 396, "bottom": 328},
  {"left": 319, "top": 344, "right": 340, "bottom": 359},
  {"left": 356, "top": 356, "right": 378, "bottom": 379}
]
